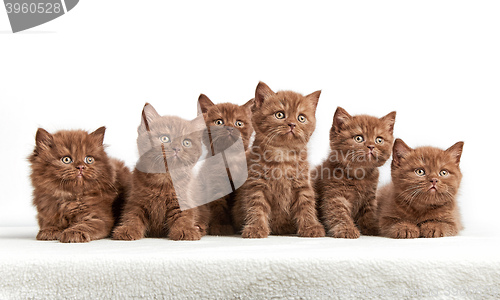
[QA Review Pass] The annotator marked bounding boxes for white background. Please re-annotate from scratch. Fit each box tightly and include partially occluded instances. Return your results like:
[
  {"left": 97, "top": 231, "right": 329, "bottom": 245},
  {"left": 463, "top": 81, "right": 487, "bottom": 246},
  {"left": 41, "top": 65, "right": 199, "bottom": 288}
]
[{"left": 0, "top": 1, "right": 498, "bottom": 233}]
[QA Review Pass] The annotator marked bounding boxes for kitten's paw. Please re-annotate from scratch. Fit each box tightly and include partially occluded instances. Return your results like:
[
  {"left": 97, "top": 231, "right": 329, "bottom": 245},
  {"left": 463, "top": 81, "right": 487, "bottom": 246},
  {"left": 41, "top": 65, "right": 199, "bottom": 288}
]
[
  {"left": 388, "top": 223, "right": 420, "bottom": 239},
  {"left": 36, "top": 228, "right": 62, "bottom": 241},
  {"left": 59, "top": 229, "right": 91, "bottom": 243},
  {"left": 241, "top": 225, "right": 269, "bottom": 239},
  {"left": 112, "top": 226, "right": 143, "bottom": 241},
  {"left": 330, "top": 224, "right": 360, "bottom": 239},
  {"left": 209, "top": 224, "right": 235, "bottom": 236},
  {"left": 169, "top": 225, "right": 202, "bottom": 241},
  {"left": 420, "top": 222, "right": 456, "bottom": 238},
  {"left": 196, "top": 223, "right": 208, "bottom": 236},
  {"left": 298, "top": 224, "right": 326, "bottom": 238}
]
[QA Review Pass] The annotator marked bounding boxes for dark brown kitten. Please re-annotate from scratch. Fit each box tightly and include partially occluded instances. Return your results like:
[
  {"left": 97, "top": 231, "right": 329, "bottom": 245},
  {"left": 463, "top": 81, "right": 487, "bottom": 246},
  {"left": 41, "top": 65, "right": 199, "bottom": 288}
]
[
  {"left": 29, "top": 127, "right": 131, "bottom": 243},
  {"left": 112, "top": 103, "right": 204, "bottom": 241},
  {"left": 312, "top": 107, "right": 396, "bottom": 238},
  {"left": 195, "top": 94, "right": 254, "bottom": 235},
  {"left": 232, "top": 81, "right": 325, "bottom": 238},
  {"left": 378, "top": 139, "right": 464, "bottom": 238}
]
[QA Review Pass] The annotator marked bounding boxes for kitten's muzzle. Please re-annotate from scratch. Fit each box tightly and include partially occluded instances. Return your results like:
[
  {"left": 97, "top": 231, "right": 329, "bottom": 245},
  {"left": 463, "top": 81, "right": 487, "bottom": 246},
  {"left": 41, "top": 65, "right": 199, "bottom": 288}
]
[
  {"left": 429, "top": 178, "right": 439, "bottom": 191},
  {"left": 76, "top": 165, "right": 85, "bottom": 177},
  {"left": 367, "top": 145, "right": 376, "bottom": 158}
]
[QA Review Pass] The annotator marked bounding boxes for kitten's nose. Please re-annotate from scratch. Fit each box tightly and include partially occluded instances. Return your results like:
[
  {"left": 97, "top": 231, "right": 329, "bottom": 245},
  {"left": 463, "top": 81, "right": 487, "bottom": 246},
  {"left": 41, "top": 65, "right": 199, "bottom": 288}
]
[
  {"left": 288, "top": 123, "right": 296, "bottom": 130},
  {"left": 226, "top": 127, "right": 234, "bottom": 133},
  {"left": 367, "top": 145, "right": 375, "bottom": 150},
  {"left": 430, "top": 178, "right": 438, "bottom": 185},
  {"left": 76, "top": 165, "right": 85, "bottom": 170},
  {"left": 172, "top": 147, "right": 181, "bottom": 153}
]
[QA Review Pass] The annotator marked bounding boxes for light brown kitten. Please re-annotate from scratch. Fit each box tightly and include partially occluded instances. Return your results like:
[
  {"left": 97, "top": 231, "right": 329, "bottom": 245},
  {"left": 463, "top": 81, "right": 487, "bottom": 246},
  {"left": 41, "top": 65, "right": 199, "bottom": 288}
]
[
  {"left": 232, "top": 81, "right": 325, "bottom": 238},
  {"left": 378, "top": 139, "right": 464, "bottom": 238},
  {"left": 312, "top": 107, "right": 396, "bottom": 238},
  {"left": 195, "top": 94, "right": 254, "bottom": 235},
  {"left": 112, "top": 103, "right": 205, "bottom": 241},
  {"left": 29, "top": 127, "right": 131, "bottom": 243}
]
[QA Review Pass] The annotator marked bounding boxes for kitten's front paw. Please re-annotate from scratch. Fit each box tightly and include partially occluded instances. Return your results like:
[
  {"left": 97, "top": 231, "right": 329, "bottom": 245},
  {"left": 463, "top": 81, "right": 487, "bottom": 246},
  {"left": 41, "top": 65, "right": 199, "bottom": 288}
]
[
  {"left": 420, "top": 222, "right": 456, "bottom": 238},
  {"left": 387, "top": 223, "right": 420, "bottom": 239},
  {"left": 330, "top": 224, "right": 360, "bottom": 239},
  {"left": 209, "top": 224, "right": 235, "bottom": 236},
  {"left": 298, "top": 224, "right": 326, "bottom": 238},
  {"left": 59, "top": 229, "right": 91, "bottom": 243},
  {"left": 169, "top": 225, "right": 202, "bottom": 241},
  {"left": 36, "top": 228, "right": 62, "bottom": 241},
  {"left": 241, "top": 225, "right": 269, "bottom": 239},
  {"left": 112, "top": 226, "right": 143, "bottom": 241}
]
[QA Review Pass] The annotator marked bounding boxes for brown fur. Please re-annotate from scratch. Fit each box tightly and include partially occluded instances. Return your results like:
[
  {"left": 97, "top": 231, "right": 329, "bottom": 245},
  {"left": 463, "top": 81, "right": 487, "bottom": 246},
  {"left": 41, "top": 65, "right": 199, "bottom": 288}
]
[
  {"left": 29, "top": 127, "right": 131, "bottom": 243},
  {"left": 312, "top": 107, "right": 396, "bottom": 238},
  {"left": 112, "top": 103, "right": 204, "bottom": 241},
  {"left": 232, "top": 82, "right": 325, "bottom": 238},
  {"left": 196, "top": 94, "right": 254, "bottom": 235},
  {"left": 377, "top": 139, "right": 464, "bottom": 238}
]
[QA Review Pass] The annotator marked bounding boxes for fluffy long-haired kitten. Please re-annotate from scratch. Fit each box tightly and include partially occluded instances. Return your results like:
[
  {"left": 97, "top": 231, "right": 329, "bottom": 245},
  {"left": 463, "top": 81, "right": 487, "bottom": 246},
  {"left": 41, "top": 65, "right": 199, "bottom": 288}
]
[
  {"left": 377, "top": 139, "right": 464, "bottom": 238},
  {"left": 195, "top": 94, "right": 254, "bottom": 235},
  {"left": 312, "top": 107, "right": 396, "bottom": 238},
  {"left": 112, "top": 103, "right": 205, "bottom": 241},
  {"left": 232, "top": 81, "right": 325, "bottom": 238},
  {"left": 29, "top": 127, "right": 131, "bottom": 243}
]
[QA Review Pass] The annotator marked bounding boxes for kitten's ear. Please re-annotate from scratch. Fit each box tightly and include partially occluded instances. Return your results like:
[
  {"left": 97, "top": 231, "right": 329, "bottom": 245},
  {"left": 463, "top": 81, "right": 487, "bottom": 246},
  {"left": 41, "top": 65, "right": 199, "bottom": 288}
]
[
  {"left": 392, "top": 138, "right": 413, "bottom": 166},
  {"left": 305, "top": 90, "right": 321, "bottom": 110},
  {"left": 445, "top": 141, "right": 464, "bottom": 165},
  {"left": 254, "top": 81, "right": 275, "bottom": 109},
  {"left": 90, "top": 126, "right": 106, "bottom": 145},
  {"left": 243, "top": 98, "right": 255, "bottom": 111},
  {"left": 190, "top": 114, "right": 207, "bottom": 133},
  {"left": 35, "top": 128, "right": 54, "bottom": 150},
  {"left": 141, "top": 102, "right": 161, "bottom": 131},
  {"left": 197, "top": 94, "right": 215, "bottom": 115},
  {"left": 380, "top": 111, "right": 397, "bottom": 134},
  {"left": 332, "top": 107, "right": 352, "bottom": 132}
]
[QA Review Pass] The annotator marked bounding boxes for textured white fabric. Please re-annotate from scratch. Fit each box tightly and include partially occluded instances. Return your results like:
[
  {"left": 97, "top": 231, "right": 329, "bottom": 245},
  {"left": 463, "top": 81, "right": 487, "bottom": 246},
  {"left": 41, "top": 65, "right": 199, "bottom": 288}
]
[{"left": 1, "top": 227, "right": 499, "bottom": 299}]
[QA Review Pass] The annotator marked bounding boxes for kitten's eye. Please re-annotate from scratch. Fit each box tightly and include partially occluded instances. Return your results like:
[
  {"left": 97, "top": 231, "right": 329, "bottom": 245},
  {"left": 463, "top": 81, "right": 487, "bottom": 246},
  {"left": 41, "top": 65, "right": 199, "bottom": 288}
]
[
  {"left": 375, "top": 137, "right": 384, "bottom": 144},
  {"left": 354, "top": 135, "right": 364, "bottom": 143},
  {"left": 61, "top": 156, "right": 72, "bottom": 164},
  {"left": 275, "top": 111, "right": 285, "bottom": 119},
  {"left": 182, "top": 139, "right": 192, "bottom": 148},
  {"left": 235, "top": 121, "right": 244, "bottom": 127},
  {"left": 415, "top": 169, "right": 426, "bottom": 176},
  {"left": 298, "top": 115, "right": 306, "bottom": 123},
  {"left": 214, "top": 119, "right": 224, "bottom": 126},
  {"left": 84, "top": 156, "right": 95, "bottom": 164},
  {"left": 439, "top": 170, "right": 449, "bottom": 176},
  {"left": 159, "top": 135, "right": 170, "bottom": 143}
]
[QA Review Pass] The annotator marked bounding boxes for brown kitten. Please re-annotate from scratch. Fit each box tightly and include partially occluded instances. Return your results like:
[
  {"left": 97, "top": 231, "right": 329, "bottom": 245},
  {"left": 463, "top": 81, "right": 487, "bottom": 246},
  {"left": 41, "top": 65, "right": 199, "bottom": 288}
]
[
  {"left": 232, "top": 81, "right": 325, "bottom": 238},
  {"left": 377, "top": 139, "right": 464, "bottom": 238},
  {"left": 312, "top": 107, "right": 396, "bottom": 238},
  {"left": 112, "top": 103, "right": 205, "bottom": 241},
  {"left": 29, "top": 127, "right": 131, "bottom": 243},
  {"left": 195, "top": 94, "right": 254, "bottom": 235}
]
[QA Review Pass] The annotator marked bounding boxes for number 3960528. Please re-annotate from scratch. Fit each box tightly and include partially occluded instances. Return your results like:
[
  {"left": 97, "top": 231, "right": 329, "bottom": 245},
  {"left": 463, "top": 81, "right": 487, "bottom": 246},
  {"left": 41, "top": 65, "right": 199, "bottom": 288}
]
[{"left": 5, "top": 2, "right": 62, "bottom": 14}]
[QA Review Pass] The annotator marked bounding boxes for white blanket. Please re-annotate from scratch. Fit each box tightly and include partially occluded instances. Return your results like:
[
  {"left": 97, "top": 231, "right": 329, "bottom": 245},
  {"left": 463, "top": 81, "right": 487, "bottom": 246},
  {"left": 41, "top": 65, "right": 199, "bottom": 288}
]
[{"left": 1, "top": 227, "right": 499, "bottom": 299}]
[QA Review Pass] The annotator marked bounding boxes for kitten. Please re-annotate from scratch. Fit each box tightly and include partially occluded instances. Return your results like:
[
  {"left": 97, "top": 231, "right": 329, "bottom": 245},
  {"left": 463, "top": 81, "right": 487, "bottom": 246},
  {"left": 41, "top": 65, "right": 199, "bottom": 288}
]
[
  {"left": 195, "top": 94, "right": 254, "bottom": 235},
  {"left": 312, "top": 107, "right": 396, "bottom": 238},
  {"left": 29, "top": 127, "right": 131, "bottom": 243},
  {"left": 377, "top": 139, "right": 464, "bottom": 238},
  {"left": 112, "top": 103, "right": 205, "bottom": 241},
  {"left": 232, "top": 81, "right": 325, "bottom": 238}
]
